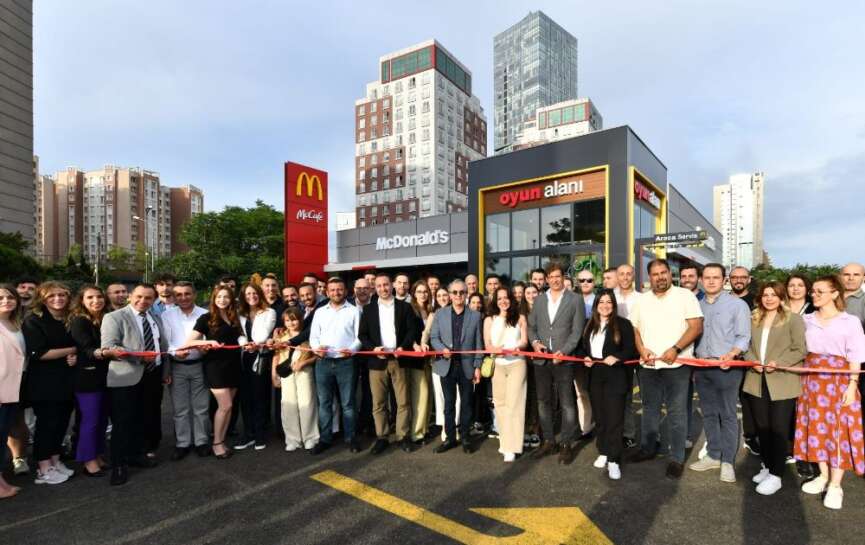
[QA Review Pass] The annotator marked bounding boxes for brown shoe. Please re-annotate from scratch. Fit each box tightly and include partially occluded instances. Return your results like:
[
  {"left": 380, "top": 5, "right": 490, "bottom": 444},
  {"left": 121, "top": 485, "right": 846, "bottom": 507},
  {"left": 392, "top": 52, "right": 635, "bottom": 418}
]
[
  {"left": 558, "top": 443, "right": 576, "bottom": 465},
  {"left": 532, "top": 440, "right": 559, "bottom": 459},
  {"left": 666, "top": 461, "right": 684, "bottom": 479}
]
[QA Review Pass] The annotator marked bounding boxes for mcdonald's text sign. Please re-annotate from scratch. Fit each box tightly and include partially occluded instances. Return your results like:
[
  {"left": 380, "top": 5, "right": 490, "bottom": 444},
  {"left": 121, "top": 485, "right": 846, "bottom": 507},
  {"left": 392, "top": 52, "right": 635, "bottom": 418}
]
[{"left": 284, "top": 161, "right": 328, "bottom": 284}]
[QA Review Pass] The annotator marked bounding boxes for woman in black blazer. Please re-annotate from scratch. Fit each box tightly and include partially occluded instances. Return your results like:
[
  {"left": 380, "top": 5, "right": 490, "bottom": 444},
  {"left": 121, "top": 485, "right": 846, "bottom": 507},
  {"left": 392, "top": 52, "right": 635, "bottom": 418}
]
[
  {"left": 577, "top": 288, "right": 637, "bottom": 481},
  {"left": 68, "top": 286, "right": 110, "bottom": 476}
]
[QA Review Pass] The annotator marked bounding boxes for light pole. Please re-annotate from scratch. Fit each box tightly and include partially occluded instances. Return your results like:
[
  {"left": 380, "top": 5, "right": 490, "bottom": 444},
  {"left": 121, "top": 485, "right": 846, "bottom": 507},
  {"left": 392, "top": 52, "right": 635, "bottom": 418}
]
[{"left": 132, "top": 214, "right": 148, "bottom": 283}]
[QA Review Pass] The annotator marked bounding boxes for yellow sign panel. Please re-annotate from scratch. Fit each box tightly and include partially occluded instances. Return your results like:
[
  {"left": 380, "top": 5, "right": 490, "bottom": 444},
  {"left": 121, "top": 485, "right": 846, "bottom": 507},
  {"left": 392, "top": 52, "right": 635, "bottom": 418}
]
[{"left": 311, "top": 470, "right": 613, "bottom": 545}]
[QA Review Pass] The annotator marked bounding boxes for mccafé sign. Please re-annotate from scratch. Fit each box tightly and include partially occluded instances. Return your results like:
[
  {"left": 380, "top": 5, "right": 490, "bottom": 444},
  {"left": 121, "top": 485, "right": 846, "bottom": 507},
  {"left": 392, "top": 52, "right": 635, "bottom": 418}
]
[
  {"left": 634, "top": 179, "right": 661, "bottom": 209},
  {"left": 284, "top": 161, "right": 328, "bottom": 285},
  {"left": 498, "top": 179, "right": 584, "bottom": 208},
  {"left": 296, "top": 209, "right": 324, "bottom": 223},
  {"left": 376, "top": 229, "right": 450, "bottom": 251}
]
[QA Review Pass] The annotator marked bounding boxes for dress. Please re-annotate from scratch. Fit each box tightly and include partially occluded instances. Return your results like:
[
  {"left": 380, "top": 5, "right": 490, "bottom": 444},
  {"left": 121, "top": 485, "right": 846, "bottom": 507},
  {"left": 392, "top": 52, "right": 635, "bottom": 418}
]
[
  {"left": 794, "top": 312, "right": 865, "bottom": 474},
  {"left": 193, "top": 313, "right": 242, "bottom": 389}
]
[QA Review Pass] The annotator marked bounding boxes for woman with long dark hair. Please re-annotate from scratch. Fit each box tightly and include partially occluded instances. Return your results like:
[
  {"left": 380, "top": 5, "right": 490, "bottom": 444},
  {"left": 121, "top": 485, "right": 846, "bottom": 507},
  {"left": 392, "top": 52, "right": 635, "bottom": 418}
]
[
  {"left": 186, "top": 286, "right": 243, "bottom": 458},
  {"left": 786, "top": 274, "right": 814, "bottom": 316},
  {"left": 22, "top": 281, "right": 77, "bottom": 485},
  {"left": 0, "top": 284, "right": 25, "bottom": 497},
  {"left": 483, "top": 287, "right": 528, "bottom": 462},
  {"left": 431, "top": 286, "right": 452, "bottom": 439},
  {"left": 578, "top": 289, "right": 637, "bottom": 480},
  {"left": 68, "top": 285, "right": 110, "bottom": 476},
  {"left": 409, "top": 280, "right": 433, "bottom": 444},
  {"left": 236, "top": 283, "right": 276, "bottom": 451}
]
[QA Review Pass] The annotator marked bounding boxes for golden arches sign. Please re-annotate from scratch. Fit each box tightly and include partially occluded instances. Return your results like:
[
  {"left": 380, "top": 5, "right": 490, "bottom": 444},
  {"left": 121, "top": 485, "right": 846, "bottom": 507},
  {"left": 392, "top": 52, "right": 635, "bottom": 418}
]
[{"left": 296, "top": 172, "right": 323, "bottom": 201}]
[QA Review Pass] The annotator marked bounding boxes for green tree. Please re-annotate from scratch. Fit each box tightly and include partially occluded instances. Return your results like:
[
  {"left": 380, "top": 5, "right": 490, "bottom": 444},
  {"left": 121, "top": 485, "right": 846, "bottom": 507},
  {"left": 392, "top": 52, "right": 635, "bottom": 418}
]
[
  {"left": 751, "top": 263, "right": 840, "bottom": 285},
  {"left": 0, "top": 232, "right": 43, "bottom": 281}
]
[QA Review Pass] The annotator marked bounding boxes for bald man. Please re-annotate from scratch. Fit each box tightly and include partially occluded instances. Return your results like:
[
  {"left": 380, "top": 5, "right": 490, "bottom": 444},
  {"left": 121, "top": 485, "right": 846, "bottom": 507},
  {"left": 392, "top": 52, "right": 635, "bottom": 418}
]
[{"left": 841, "top": 263, "right": 865, "bottom": 329}]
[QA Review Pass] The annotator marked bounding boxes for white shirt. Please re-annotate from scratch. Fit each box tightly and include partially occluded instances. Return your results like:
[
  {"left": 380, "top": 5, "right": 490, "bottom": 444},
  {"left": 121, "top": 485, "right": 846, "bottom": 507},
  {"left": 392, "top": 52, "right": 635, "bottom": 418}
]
[
  {"left": 547, "top": 289, "right": 565, "bottom": 324},
  {"left": 162, "top": 305, "right": 207, "bottom": 359},
  {"left": 377, "top": 298, "right": 397, "bottom": 349},
  {"left": 310, "top": 300, "right": 361, "bottom": 358},
  {"left": 759, "top": 326, "right": 771, "bottom": 365},
  {"left": 589, "top": 323, "right": 607, "bottom": 360},
  {"left": 133, "top": 308, "right": 162, "bottom": 366},
  {"left": 614, "top": 288, "right": 642, "bottom": 320},
  {"left": 629, "top": 286, "right": 703, "bottom": 370}
]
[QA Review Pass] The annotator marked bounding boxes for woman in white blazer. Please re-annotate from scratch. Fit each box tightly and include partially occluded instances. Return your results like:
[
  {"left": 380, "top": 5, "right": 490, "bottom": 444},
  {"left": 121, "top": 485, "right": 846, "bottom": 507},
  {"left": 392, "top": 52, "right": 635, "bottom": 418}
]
[
  {"left": 0, "top": 284, "right": 26, "bottom": 498},
  {"left": 236, "top": 283, "right": 277, "bottom": 451}
]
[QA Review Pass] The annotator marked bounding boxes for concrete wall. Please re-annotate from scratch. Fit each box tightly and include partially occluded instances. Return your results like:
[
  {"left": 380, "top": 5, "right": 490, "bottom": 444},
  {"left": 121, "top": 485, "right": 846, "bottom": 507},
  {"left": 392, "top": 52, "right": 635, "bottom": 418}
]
[{"left": 336, "top": 211, "right": 467, "bottom": 263}]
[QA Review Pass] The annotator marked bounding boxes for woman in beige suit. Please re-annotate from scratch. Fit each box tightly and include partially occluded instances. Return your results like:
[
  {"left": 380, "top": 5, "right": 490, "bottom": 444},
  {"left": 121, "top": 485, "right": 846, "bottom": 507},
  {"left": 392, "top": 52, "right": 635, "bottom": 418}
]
[
  {"left": 409, "top": 281, "right": 433, "bottom": 444},
  {"left": 743, "top": 281, "right": 807, "bottom": 495}
]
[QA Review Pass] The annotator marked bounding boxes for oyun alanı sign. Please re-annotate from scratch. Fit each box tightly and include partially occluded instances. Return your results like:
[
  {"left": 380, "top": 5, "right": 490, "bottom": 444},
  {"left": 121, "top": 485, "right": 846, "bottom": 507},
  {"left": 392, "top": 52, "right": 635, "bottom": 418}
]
[{"left": 376, "top": 229, "right": 450, "bottom": 251}]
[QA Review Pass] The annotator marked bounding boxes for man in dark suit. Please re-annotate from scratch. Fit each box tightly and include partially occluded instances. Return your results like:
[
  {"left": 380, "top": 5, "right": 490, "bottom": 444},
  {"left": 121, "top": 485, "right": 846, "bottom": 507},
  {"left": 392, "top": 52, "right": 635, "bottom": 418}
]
[
  {"left": 289, "top": 282, "right": 327, "bottom": 346},
  {"left": 528, "top": 261, "right": 586, "bottom": 464},
  {"left": 101, "top": 284, "right": 170, "bottom": 486},
  {"left": 430, "top": 279, "right": 484, "bottom": 454},
  {"left": 358, "top": 273, "right": 420, "bottom": 454}
]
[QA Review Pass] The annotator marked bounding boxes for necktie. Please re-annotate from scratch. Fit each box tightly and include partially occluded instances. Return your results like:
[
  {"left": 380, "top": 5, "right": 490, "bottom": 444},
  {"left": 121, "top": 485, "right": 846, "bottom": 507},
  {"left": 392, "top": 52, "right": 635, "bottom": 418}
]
[{"left": 140, "top": 312, "right": 156, "bottom": 371}]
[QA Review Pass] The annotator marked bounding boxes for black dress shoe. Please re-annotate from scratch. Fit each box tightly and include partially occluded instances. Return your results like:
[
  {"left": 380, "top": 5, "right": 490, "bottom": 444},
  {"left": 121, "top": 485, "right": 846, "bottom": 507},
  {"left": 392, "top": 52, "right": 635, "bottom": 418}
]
[
  {"left": 171, "top": 447, "right": 191, "bottom": 461},
  {"left": 462, "top": 439, "right": 473, "bottom": 454},
  {"left": 558, "top": 443, "right": 576, "bottom": 465},
  {"left": 665, "top": 461, "right": 684, "bottom": 479},
  {"left": 110, "top": 465, "right": 128, "bottom": 486},
  {"left": 310, "top": 442, "right": 331, "bottom": 455},
  {"left": 349, "top": 438, "right": 362, "bottom": 453},
  {"left": 578, "top": 430, "right": 595, "bottom": 442},
  {"left": 195, "top": 445, "right": 212, "bottom": 458},
  {"left": 400, "top": 438, "right": 413, "bottom": 453},
  {"left": 629, "top": 449, "right": 658, "bottom": 463},
  {"left": 370, "top": 439, "right": 389, "bottom": 455},
  {"left": 532, "top": 440, "right": 558, "bottom": 459},
  {"left": 434, "top": 439, "right": 458, "bottom": 454},
  {"left": 83, "top": 468, "right": 105, "bottom": 477},
  {"left": 128, "top": 456, "right": 158, "bottom": 468}
]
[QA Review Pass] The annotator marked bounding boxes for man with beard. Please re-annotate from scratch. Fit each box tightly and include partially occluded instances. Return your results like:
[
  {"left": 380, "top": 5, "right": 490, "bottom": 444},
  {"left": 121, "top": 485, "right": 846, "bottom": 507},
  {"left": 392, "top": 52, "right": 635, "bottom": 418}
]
[{"left": 729, "top": 267, "right": 755, "bottom": 310}]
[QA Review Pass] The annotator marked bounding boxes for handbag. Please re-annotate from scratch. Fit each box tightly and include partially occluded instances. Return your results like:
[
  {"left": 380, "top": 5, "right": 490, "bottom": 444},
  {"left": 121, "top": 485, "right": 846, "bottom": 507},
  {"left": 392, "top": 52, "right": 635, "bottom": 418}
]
[
  {"left": 275, "top": 347, "right": 293, "bottom": 378},
  {"left": 481, "top": 317, "right": 508, "bottom": 379}
]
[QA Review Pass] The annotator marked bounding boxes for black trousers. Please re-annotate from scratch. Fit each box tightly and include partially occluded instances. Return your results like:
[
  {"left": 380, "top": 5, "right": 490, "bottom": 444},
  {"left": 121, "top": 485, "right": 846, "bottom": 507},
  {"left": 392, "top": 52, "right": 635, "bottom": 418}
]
[
  {"left": 141, "top": 368, "right": 164, "bottom": 453},
  {"left": 110, "top": 381, "right": 146, "bottom": 466},
  {"left": 441, "top": 360, "right": 474, "bottom": 441},
  {"left": 31, "top": 400, "right": 74, "bottom": 462},
  {"left": 534, "top": 364, "right": 577, "bottom": 444},
  {"left": 741, "top": 387, "right": 757, "bottom": 439},
  {"left": 474, "top": 376, "right": 494, "bottom": 427},
  {"left": 744, "top": 379, "right": 796, "bottom": 477},
  {"left": 238, "top": 359, "right": 272, "bottom": 443},
  {"left": 588, "top": 365, "right": 630, "bottom": 463}
]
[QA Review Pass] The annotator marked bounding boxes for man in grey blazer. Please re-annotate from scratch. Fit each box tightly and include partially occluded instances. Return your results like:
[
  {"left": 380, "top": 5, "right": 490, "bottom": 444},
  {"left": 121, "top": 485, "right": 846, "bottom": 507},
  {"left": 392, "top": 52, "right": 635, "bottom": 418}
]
[
  {"left": 430, "top": 279, "right": 483, "bottom": 454},
  {"left": 528, "top": 262, "right": 585, "bottom": 464},
  {"left": 101, "top": 284, "right": 170, "bottom": 486}
]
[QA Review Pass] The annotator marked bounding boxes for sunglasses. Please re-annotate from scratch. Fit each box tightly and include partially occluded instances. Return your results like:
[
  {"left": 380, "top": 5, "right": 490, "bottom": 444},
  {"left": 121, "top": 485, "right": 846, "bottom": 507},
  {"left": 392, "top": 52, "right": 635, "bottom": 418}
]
[
  {"left": 577, "top": 279, "right": 594, "bottom": 283},
  {"left": 450, "top": 290, "right": 466, "bottom": 295}
]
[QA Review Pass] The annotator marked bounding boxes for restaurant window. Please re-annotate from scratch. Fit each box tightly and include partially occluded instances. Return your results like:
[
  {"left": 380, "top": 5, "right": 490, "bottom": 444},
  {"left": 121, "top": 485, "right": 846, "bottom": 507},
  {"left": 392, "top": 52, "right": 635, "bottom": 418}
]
[
  {"left": 485, "top": 257, "right": 511, "bottom": 286},
  {"left": 511, "top": 208, "right": 540, "bottom": 251},
  {"left": 541, "top": 203, "right": 571, "bottom": 246},
  {"left": 512, "top": 256, "right": 539, "bottom": 283},
  {"left": 573, "top": 199, "right": 605, "bottom": 244},
  {"left": 485, "top": 212, "right": 510, "bottom": 253}
]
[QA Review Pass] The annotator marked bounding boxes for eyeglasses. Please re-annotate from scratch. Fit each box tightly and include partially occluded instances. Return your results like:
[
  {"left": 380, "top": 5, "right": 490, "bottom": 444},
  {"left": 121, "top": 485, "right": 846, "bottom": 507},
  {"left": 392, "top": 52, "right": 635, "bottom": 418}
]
[
  {"left": 810, "top": 289, "right": 834, "bottom": 297},
  {"left": 450, "top": 290, "right": 466, "bottom": 295},
  {"left": 730, "top": 276, "right": 749, "bottom": 281},
  {"left": 577, "top": 279, "right": 594, "bottom": 283}
]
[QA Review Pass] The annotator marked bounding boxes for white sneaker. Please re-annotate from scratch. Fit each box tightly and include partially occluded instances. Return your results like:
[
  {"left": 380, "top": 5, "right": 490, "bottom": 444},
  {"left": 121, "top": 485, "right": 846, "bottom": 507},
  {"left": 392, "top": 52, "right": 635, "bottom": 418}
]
[
  {"left": 752, "top": 466, "right": 770, "bottom": 484},
  {"left": 823, "top": 485, "right": 843, "bottom": 509},
  {"left": 234, "top": 440, "right": 255, "bottom": 450},
  {"left": 685, "top": 439, "right": 693, "bottom": 449},
  {"left": 756, "top": 474, "right": 783, "bottom": 496},
  {"left": 689, "top": 456, "right": 721, "bottom": 471},
  {"left": 34, "top": 467, "right": 68, "bottom": 485},
  {"left": 607, "top": 462, "right": 621, "bottom": 480},
  {"left": 801, "top": 476, "right": 828, "bottom": 495},
  {"left": 53, "top": 460, "right": 75, "bottom": 477},
  {"left": 503, "top": 452, "right": 515, "bottom": 463},
  {"left": 12, "top": 457, "right": 29, "bottom": 475},
  {"left": 698, "top": 442, "right": 708, "bottom": 460},
  {"left": 593, "top": 455, "right": 608, "bottom": 469},
  {"left": 720, "top": 463, "right": 736, "bottom": 483},
  {"left": 285, "top": 444, "right": 299, "bottom": 452},
  {"left": 785, "top": 456, "right": 796, "bottom": 465}
]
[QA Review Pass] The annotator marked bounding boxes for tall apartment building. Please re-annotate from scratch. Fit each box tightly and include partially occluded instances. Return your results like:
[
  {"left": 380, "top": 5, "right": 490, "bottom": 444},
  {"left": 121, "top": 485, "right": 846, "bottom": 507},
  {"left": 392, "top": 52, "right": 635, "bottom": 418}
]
[
  {"left": 35, "top": 166, "right": 204, "bottom": 264},
  {"left": 494, "top": 11, "right": 578, "bottom": 155},
  {"left": 512, "top": 98, "right": 602, "bottom": 150},
  {"left": 354, "top": 40, "right": 487, "bottom": 227},
  {"left": 0, "top": 0, "right": 34, "bottom": 242},
  {"left": 713, "top": 172, "right": 765, "bottom": 270}
]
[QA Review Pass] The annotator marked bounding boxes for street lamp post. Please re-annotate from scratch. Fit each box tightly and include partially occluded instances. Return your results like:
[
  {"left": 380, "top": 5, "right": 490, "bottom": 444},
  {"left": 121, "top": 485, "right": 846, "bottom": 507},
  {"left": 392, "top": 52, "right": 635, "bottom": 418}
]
[{"left": 132, "top": 214, "right": 148, "bottom": 283}]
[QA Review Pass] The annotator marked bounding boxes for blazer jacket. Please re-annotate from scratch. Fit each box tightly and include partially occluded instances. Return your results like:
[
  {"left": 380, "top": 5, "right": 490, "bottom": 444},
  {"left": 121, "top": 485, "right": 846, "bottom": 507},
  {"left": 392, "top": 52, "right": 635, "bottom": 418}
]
[
  {"left": 577, "top": 316, "right": 639, "bottom": 365},
  {"left": 358, "top": 299, "right": 420, "bottom": 370},
  {"left": 429, "top": 305, "right": 483, "bottom": 380},
  {"left": 101, "top": 305, "right": 170, "bottom": 388},
  {"left": 240, "top": 307, "right": 277, "bottom": 371},
  {"left": 289, "top": 298, "right": 328, "bottom": 346},
  {"left": 0, "top": 323, "right": 25, "bottom": 403},
  {"left": 528, "top": 289, "right": 585, "bottom": 365},
  {"left": 743, "top": 312, "right": 807, "bottom": 400}
]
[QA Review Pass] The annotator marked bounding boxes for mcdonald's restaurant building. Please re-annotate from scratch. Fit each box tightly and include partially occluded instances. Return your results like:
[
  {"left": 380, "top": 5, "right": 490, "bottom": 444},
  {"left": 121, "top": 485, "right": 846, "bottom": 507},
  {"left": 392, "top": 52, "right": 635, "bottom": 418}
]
[
  {"left": 467, "top": 125, "right": 722, "bottom": 288},
  {"left": 326, "top": 126, "right": 720, "bottom": 288}
]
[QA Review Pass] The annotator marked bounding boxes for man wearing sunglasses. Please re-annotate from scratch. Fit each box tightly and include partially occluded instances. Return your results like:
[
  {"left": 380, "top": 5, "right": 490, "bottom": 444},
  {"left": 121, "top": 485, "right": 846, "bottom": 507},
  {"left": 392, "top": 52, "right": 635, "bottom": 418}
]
[
  {"left": 576, "top": 270, "right": 596, "bottom": 319},
  {"left": 429, "top": 280, "right": 484, "bottom": 454}
]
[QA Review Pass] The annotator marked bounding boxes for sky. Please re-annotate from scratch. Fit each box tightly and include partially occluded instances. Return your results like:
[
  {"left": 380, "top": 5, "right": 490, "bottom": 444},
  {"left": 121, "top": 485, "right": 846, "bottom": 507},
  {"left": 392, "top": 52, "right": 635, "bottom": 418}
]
[{"left": 33, "top": 0, "right": 865, "bottom": 267}]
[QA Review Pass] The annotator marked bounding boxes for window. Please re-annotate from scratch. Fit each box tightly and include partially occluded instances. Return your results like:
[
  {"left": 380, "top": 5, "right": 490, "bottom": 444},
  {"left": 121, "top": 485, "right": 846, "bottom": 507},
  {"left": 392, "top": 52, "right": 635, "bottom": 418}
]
[
  {"left": 542, "top": 204, "right": 571, "bottom": 246},
  {"left": 486, "top": 213, "right": 510, "bottom": 253},
  {"left": 573, "top": 199, "right": 605, "bottom": 243},
  {"left": 512, "top": 208, "right": 540, "bottom": 250},
  {"left": 409, "top": 105, "right": 416, "bottom": 116},
  {"left": 371, "top": 102, "right": 377, "bottom": 112}
]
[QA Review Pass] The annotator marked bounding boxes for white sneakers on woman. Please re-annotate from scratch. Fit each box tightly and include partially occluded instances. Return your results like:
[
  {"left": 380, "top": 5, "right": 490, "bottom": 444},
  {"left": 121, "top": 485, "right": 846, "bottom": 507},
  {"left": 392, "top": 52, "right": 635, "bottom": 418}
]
[
  {"left": 593, "top": 455, "right": 607, "bottom": 469},
  {"left": 34, "top": 467, "right": 68, "bottom": 485},
  {"left": 53, "top": 461, "right": 75, "bottom": 478},
  {"left": 502, "top": 452, "right": 516, "bottom": 463},
  {"left": 801, "top": 476, "right": 828, "bottom": 495},
  {"left": 756, "top": 475, "right": 783, "bottom": 496},
  {"left": 751, "top": 467, "right": 770, "bottom": 484},
  {"left": 607, "top": 462, "right": 621, "bottom": 480},
  {"left": 823, "top": 486, "right": 843, "bottom": 510}
]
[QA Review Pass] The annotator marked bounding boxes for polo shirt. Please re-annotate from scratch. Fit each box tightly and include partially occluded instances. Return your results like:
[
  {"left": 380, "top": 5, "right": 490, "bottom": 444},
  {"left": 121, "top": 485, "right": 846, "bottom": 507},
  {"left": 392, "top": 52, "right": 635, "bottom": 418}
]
[{"left": 630, "top": 286, "right": 703, "bottom": 369}]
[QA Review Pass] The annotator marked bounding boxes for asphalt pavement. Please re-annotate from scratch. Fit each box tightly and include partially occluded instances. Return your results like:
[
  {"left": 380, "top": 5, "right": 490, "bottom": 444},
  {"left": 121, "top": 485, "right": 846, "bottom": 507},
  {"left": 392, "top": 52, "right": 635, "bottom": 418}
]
[{"left": 1, "top": 409, "right": 862, "bottom": 545}]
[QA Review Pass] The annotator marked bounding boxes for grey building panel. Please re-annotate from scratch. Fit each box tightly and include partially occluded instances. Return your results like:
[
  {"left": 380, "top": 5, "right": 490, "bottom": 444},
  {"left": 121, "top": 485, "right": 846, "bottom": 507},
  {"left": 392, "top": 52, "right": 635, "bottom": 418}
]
[
  {"left": 0, "top": 21, "right": 31, "bottom": 60},
  {"left": 0, "top": 109, "right": 32, "bottom": 136},
  {"left": 357, "top": 224, "right": 386, "bottom": 244},
  {"left": 0, "top": 177, "right": 32, "bottom": 199},
  {"left": 336, "top": 228, "right": 358, "bottom": 248},
  {"left": 357, "top": 244, "right": 380, "bottom": 261},
  {"left": 447, "top": 232, "right": 468, "bottom": 253},
  {"left": 417, "top": 214, "right": 450, "bottom": 234},
  {"left": 386, "top": 245, "right": 416, "bottom": 260},
  {"left": 0, "top": 124, "right": 30, "bottom": 148},
  {"left": 336, "top": 244, "right": 360, "bottom": 263},
  {"left": 385, "top": 221, "right": 417, "bottom": 237},
  {"left": 0, "top": 84, "right": 31, "bottom": 115},
  {"left": 449, "top": 211, "right": 468, "bottom": 233},
  {"left": 0, "top": 1, "right": 33, "bottom": 25},
  {"left": 0, "top": 46, "right": 32, "bottom": 80}
]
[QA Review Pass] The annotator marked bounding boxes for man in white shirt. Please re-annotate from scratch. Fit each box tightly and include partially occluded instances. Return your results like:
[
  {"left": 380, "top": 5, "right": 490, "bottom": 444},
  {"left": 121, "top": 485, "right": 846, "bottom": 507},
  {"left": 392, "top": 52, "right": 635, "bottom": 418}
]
[
  {"left": 163, "top": 281, "right": 209, "bottom": 461},
  {"left": 615, "top": 263, "right": 642, "bottom": 449},
  {"left": 629, "top": 259, "right": 703, "bottom": 479},
  {"left": 309, "top": 277, "right": 362, "bottom": 454}
]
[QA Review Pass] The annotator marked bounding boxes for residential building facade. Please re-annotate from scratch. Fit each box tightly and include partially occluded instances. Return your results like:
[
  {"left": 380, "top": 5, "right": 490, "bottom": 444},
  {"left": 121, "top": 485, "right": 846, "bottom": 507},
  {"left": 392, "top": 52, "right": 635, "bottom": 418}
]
[
  {"left": 713, "top": 172, "right": 765, "bottom": 270},
  {"left": 354, "top": 39, "right": 487, "bottom": 228},
  {"left": 494, "top": 11, "right": 578, "bottom": 155},
  {"left": 512, "top": 98, "right": 602, "bottom": 150}
]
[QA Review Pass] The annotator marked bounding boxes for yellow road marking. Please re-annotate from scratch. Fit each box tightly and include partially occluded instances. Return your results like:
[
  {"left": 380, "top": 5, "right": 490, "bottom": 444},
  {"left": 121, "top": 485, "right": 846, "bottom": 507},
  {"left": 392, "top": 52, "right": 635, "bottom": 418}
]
[{"left": 311, "top": 470, "right": 614, "bottom": 545}]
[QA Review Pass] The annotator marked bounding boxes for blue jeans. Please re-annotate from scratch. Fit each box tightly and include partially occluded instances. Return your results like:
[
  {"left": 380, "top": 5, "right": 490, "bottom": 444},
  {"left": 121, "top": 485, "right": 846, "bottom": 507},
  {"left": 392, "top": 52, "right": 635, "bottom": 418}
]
[
  {"left": 315, "top": 357, "right": 357, "bottom": 444},
  {"left": 441, "top": 358, "right": 475, "bottom": 441},
  {"left": 638, "top": 366, "right": 692, "bottom": 463},
  {"left": 694, "top": 367, "right": 743, "bottom": 464}
]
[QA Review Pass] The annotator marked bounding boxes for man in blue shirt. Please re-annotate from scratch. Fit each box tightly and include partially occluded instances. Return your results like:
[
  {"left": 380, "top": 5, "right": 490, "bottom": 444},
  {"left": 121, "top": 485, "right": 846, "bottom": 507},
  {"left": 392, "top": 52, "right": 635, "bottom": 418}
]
[{"left": 689, "top": 263, "right": 751, "bottom": 483}]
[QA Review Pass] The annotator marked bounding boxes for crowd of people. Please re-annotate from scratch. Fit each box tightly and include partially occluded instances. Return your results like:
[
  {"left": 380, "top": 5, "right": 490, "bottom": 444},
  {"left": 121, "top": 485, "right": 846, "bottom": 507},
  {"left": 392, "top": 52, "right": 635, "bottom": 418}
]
[{"left": 1, "top": 261, "right": 864, "bottom": 511}]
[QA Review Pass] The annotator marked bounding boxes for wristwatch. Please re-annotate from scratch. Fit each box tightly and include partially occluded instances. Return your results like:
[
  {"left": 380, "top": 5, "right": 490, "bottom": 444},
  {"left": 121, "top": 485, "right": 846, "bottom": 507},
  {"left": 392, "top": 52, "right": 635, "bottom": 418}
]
[{"left": 672, "top": 345, "right": 682, "bottom": 355}]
